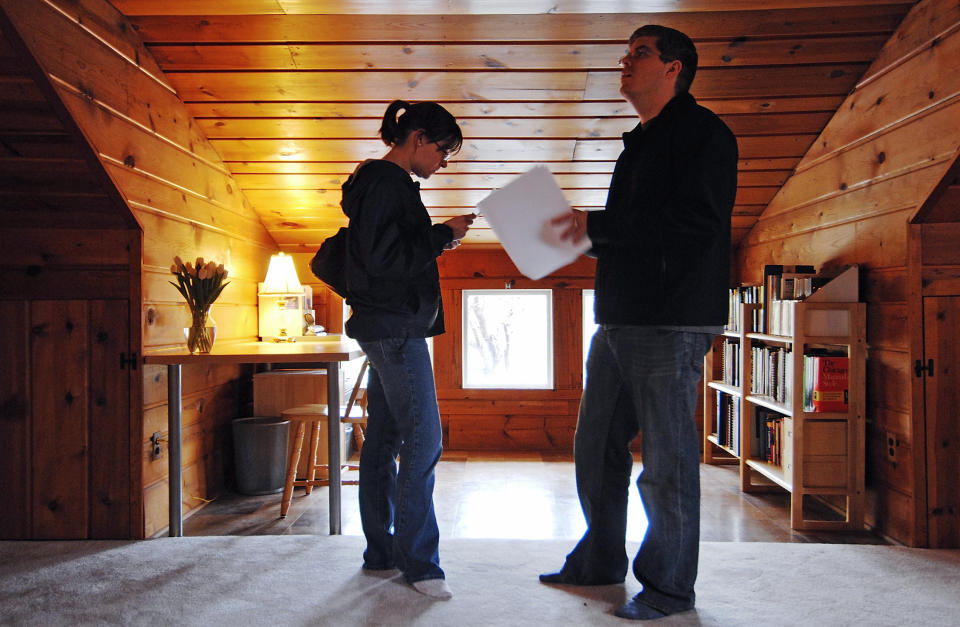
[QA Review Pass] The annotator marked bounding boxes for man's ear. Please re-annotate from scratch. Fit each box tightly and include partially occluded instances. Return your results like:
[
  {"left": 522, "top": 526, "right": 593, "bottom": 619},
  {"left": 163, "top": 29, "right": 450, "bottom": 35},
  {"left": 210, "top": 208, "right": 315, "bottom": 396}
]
[{"left": 664, "top": 59, "right": 682, "bottom": 80}]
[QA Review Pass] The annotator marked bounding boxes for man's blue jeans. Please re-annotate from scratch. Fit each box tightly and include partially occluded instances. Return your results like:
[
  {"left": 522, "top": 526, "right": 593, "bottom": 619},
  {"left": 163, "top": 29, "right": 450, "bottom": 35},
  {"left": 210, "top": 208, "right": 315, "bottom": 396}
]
[
  {"left": 356, "top": 337, "right": 444, "bottom": 584},
  {"left": 559, "top": 326, "right": 713, "bottom": 614}
]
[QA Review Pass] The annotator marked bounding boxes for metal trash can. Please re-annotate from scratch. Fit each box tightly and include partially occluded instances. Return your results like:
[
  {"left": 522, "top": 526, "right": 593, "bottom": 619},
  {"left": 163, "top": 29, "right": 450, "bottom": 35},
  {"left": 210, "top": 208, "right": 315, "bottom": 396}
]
[{"left": 232, "top": 416, "right": 290, "bottom": 495}]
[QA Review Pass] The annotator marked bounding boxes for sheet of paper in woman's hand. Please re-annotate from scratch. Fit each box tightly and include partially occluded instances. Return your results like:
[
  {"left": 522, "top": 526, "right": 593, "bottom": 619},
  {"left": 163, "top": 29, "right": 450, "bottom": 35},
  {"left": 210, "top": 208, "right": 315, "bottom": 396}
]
[{"left": 476, "top": 165, "right": 592, "bottom": 280}]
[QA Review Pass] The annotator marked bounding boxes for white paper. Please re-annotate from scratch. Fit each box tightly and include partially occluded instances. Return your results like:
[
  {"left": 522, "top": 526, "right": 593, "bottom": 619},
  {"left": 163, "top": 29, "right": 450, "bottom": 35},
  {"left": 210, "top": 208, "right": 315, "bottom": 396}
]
[{"left": 476, "top": 165, "right": 592, "bottom": 280}]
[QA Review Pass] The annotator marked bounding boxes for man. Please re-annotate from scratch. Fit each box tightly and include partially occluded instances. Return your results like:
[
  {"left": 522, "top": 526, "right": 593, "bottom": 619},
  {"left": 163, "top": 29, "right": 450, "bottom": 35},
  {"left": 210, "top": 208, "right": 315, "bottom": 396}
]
[{"left": 541, "top": 25, "right": 738, "bottom": 620}]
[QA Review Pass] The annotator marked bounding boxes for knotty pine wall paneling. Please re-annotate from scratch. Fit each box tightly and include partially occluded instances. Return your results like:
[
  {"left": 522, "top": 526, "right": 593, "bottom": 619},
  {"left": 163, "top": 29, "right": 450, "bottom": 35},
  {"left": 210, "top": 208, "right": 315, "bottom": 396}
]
[
  {"left": 0, "top": 0, "right": 279, "bottom": 537},
  {"left": 1, "top": 5, "right": 144, "bottom": 539},
  {"left": 736, "top": 0, "right": 960, "bottom": 546},
  {"left": 434, "top": 249, "right": 593, "bottom": 451},
  {"left": 432, "top": 247, "right": 697, "bottom": 452}
]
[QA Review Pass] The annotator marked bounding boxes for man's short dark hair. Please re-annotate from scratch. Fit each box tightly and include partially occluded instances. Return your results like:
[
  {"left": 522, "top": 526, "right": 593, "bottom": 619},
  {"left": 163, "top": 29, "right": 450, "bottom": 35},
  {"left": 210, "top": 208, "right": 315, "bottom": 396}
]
[{"left": 630, "top": 25, "right": 698, "bottom": 95}]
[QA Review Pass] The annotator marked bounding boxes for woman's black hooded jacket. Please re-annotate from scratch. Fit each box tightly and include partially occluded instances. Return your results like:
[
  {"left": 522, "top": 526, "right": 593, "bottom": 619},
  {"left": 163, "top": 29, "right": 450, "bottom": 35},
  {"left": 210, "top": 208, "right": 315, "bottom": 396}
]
[{"left": 341, "top": 159, "right": 454, "bottom": 341}]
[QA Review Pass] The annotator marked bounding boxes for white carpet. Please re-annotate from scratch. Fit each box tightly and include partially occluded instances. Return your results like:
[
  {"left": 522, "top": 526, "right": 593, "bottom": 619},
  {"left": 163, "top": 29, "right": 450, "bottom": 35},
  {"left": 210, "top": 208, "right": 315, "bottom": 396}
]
[{"left": 1, "top": 536, "right": 958, "bottom": 626}]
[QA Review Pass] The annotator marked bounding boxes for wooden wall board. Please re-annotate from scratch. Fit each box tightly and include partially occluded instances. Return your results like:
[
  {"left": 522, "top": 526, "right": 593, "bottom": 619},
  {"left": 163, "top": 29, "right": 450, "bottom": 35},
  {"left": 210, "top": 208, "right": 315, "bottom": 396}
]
[
  {"left": 135, "top": 211, "right": 272, "bottom": 285},
  {"left": 803, "top": 65, "right": 960, "bottom": 170},
  {"left": 53, "top": 90, "right": 253, "bottom": 220},
  {"left": 924, "top": 295, "right": 960, "bottom": 546},
  {"left": 104, "top": 164, "right": 274, "bottom": 250},
  {"left": 30, "top": 300, "right": 90, "bottom": 539},
  {"left": 88, "top": 299, "right": 134, "bottom": 539},
  {"left": 142, "top": 386, "right": 241, "bottom": 487},
  {"left": 863, "top": 266, "right": 909, "bottom": 302},
  {"left": 744, "top": 172, "right": 936, "bottom": 248},
  {"left": 142, "top": 302, "right": 259, "bottom": 347},
  {"left": 867, "top": 348, "right": 913, "bottom": 414},
  {"left": 920, "top": 223, "right": 960, "bottom": 264},
  {"left": 870, "top": 405, "right": 914, "bottom": 441},
  {"left": 861, "top": 0, "right": 960, "bottom": 82},
  {"left": 866, "top": 302, "right": 909, "bottom": 349},
  {"left": 1, "top": 268, "right": 133, "bottom": 300},
  {"left": 142, "top": 363, "right": 248, "bottom": 414},
  {"left": 867, "top": 427, "right": 915, "bottom": 498},
  {"left": 0, "top": 301, "right": 30, "bottom": 539},
  {"left": 2, "top": 227, "right": 138, "bottom": 267}
]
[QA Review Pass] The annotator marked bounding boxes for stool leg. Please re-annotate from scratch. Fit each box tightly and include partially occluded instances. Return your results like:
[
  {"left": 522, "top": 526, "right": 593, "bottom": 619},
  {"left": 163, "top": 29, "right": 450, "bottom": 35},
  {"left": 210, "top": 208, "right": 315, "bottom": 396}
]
[
  {"left": 281, "top": 422, "right": 306, "bottom": 518},
  {"left": 305, "top": 421, "right": 320, "bottom": 495}
]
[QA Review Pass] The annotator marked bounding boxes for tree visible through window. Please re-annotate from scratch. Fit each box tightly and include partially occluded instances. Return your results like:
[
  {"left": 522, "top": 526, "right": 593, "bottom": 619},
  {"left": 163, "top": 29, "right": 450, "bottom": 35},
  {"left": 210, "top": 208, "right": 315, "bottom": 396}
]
[{"left": 463, "top": 289, "right": 553, "bottom": 389}]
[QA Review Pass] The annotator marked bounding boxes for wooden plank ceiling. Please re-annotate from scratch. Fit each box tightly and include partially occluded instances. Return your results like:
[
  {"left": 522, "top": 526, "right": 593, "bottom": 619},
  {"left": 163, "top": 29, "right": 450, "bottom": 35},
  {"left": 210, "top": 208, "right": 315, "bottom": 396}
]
[{"left": 107, "top": 0, "right": 917, "bottom": 252}]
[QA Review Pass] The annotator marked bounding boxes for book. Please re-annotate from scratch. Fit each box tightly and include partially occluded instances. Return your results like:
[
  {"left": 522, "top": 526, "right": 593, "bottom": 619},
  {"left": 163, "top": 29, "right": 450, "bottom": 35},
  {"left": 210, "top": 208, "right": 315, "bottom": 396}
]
[
  {"left": 762, "top": 264, "right": 814, "bottom": 333},
  {"left": 803, "top": 353, "right": 849, "bottom": 412}
]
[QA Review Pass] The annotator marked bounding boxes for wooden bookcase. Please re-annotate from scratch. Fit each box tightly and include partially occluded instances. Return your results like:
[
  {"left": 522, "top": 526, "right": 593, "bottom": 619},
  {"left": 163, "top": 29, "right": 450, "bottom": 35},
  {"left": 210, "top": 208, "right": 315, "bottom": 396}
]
[{"left": 703, "top": 299, "right": 867, "bottom": 531}]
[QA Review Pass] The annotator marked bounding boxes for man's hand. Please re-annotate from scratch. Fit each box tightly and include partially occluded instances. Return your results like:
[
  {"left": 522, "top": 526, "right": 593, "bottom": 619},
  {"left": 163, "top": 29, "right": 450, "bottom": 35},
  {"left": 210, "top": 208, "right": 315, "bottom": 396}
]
[
  {"left": 550, "top": 210, "right": 588, "bottom": 243},
  {"left": 443, "top": 213, "right": 475, "bottom": 243}
]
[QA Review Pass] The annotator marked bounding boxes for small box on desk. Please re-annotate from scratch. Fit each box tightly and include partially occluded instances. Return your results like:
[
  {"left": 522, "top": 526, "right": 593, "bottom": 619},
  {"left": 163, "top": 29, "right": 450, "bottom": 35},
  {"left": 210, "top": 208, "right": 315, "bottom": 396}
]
[{"left": 253, "top": 369, "right": 348, "bottom": 477}]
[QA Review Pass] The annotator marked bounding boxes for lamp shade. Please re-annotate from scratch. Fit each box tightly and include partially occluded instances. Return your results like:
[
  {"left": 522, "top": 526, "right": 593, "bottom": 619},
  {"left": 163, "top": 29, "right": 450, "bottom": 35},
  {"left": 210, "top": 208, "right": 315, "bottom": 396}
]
[{"left": 261, "top": 252, "right": 302, "bottom": 293}]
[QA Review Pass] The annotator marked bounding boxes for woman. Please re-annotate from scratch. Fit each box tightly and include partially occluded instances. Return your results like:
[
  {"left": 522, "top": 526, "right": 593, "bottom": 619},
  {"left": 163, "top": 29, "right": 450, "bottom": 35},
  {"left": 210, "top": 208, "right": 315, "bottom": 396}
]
[{"left": 342, "top": 100, "right": 473, "bottom": 599}]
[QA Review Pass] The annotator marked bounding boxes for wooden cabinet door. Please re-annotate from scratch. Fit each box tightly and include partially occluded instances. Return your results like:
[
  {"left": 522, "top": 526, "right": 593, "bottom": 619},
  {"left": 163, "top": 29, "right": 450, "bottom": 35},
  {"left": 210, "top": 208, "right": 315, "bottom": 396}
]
[
  {"left": 0, "top": 298, "right": 132, "bottom": 539},
  {"left": 924, "top": 296, "right": 960, "bottom": 548}
]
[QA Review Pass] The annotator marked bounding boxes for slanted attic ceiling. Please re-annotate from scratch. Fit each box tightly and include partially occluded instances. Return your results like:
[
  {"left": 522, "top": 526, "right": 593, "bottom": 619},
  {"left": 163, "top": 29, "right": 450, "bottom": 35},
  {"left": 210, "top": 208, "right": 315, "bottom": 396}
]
[{"left": 100, "top": 2, "right": 919, "bottom": 251}]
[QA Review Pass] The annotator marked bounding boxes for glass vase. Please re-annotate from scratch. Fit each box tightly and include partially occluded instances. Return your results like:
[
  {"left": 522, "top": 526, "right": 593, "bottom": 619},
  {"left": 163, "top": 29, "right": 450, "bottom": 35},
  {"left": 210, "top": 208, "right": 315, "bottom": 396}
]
[{"left": 184, "top": 309, "right": 216, "bottom": 354}]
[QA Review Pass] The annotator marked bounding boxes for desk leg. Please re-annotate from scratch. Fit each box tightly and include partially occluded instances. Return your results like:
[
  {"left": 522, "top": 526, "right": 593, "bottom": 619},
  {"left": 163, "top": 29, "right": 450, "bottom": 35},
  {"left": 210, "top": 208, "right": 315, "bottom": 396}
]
[
  {"left": 326, "top": 361, "right": 342, "bottom": 535},
  {"left": 168, "top": 364, "right": 183, "bottom": 537}
]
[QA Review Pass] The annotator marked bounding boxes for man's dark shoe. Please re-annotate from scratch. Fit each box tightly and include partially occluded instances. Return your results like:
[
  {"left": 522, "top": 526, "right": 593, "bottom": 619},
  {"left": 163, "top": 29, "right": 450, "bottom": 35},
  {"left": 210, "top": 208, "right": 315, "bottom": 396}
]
[
  {"left": 613, "top": 599, "right": 669, "bottom": 621},
  {"left": 539, "top": 570, "right": 624, "bottom": 585},
  {"left": 538, "top": 571, "right": 572, "bottom": 584}
]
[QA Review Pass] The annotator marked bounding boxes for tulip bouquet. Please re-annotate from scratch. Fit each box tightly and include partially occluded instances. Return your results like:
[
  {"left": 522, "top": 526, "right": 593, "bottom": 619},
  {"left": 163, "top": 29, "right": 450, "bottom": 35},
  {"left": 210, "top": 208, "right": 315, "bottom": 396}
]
[{"left": 170, "top": 256, "right": 229, "bottom": 353}]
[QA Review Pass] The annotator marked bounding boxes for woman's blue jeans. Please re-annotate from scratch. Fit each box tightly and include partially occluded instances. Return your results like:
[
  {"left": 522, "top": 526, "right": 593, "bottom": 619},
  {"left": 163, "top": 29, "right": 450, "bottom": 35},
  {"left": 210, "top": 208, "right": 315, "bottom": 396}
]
[
  {"left": 356, "top": 337, "right": 444, "bottom": 584},
  {"left": 559, "top": 326, "right": 713, "bottom": 614}
]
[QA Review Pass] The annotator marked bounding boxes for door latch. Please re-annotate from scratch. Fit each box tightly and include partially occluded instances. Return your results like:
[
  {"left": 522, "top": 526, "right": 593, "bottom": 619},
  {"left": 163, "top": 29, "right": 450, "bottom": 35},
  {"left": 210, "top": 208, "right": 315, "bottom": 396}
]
[{"left": 914, "top": 359, "right": 934, "bottom": 377}]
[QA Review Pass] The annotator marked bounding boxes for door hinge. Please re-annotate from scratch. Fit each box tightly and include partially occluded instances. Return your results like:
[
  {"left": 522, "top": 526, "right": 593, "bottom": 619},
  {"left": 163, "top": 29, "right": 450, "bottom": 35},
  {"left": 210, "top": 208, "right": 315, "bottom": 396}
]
[
  {"left": 120, "top": 351, "right": 139, "bottom": 370},
  {"left": 914, "top": 358, "right": 934, "bottom": 378}
]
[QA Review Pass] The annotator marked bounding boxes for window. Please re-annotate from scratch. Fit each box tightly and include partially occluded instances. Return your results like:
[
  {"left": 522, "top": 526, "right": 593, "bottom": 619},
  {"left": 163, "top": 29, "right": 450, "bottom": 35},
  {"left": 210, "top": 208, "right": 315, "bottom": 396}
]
[
  {"left": 462, "top": 289, "right": 553, "bottom": 389},
  {"left": 582, "top": 289, "right": 598, "bottom": 383}
]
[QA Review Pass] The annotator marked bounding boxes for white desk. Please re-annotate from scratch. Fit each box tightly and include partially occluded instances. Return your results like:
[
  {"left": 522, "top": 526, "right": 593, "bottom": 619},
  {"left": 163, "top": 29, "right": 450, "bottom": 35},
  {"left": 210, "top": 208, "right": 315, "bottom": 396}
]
[{"left": 144, "top": 338, "right": 365, "bottom": 537}]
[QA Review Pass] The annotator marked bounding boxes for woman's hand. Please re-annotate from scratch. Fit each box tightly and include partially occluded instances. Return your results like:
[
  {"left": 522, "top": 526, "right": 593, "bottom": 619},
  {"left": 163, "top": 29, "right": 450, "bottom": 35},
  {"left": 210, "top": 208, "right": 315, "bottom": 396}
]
[{"left": 443, "top": 213, "right": 475, "bottom": 242}]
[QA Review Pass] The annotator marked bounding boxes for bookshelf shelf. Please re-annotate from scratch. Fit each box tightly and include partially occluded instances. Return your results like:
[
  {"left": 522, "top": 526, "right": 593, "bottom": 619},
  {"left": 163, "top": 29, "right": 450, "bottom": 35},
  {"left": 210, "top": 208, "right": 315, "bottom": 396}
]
[
  {"left": 703, "top": 274, "right": 866, "bottom": 531},
  {"left": 744, "top": 458, "right": 792, "bottom": 492},
  {"left": 746, "top": 394, "right": 793, "bottom": 416},
  {"left": 707, "top": 380, "right": 741, "bottom": 397},
  {"left": 707, "top": 434, "right": 738, "bottom": 459},
  {"left": 746, "top": 332, "right": 792, "bottom": 345}
]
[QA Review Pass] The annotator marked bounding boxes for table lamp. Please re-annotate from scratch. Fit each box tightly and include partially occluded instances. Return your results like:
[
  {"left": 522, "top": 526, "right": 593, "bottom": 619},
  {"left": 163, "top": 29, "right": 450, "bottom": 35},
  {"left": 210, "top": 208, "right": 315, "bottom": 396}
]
[{"left": 258, "top": 252, "right": 311, "bottom": 342}]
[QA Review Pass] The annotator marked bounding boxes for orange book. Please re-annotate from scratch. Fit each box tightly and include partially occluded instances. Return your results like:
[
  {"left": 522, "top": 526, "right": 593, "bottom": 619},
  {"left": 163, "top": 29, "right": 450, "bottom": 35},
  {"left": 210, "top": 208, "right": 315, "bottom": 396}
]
[{"left": 811, "top": 356, "right": 849, "bottom": 412}]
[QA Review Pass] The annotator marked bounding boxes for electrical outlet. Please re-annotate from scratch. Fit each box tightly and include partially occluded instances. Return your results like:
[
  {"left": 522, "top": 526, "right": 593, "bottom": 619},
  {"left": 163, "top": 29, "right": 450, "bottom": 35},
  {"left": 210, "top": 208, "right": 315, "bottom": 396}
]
[
  {"left": 150, "top": 432, "right": 163, "bottom": 459},
  {"left": 886, "top": 432, "right": 899, "bottom": 462}
]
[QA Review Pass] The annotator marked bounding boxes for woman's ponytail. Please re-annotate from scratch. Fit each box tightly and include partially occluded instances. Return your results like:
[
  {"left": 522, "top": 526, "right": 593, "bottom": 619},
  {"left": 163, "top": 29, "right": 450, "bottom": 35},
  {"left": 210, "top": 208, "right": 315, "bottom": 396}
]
[{"left": 379, "top": 100, "right": 410, "bottom": 147}]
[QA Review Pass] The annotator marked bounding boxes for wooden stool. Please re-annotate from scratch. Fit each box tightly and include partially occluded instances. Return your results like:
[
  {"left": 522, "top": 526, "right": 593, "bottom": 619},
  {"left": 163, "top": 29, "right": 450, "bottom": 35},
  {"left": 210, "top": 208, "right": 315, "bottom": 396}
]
[{"left": 279, "top": 403, "right": 356, "bottom": 517}]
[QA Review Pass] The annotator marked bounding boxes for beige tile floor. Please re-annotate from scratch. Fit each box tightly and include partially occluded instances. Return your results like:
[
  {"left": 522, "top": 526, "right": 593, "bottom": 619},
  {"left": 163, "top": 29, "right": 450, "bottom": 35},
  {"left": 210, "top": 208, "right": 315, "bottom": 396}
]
[{"left": 184, "top": 452, "right": 886, "bottom": 545}]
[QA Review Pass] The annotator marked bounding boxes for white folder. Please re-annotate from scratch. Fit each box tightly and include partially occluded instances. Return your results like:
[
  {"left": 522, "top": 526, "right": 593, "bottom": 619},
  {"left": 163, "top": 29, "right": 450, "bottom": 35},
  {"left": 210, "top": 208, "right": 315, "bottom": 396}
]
[{"left": 476, "top": 165, "right": 592, "bottom": 280}]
